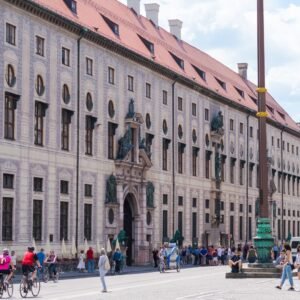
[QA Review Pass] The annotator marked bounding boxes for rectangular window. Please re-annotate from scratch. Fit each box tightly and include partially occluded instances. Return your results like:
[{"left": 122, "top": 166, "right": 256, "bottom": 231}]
[
  {"left": 249, "top": 217, "right": 252, "bottom": 240},
  {"left": 239, "top": 204, "right": 243, "bottom": 213},
  {"left": 146, "top": 83, "right": 151, "bottom": 98},
  {"left": 162, "top": 139, "right": 169, "bottom": 171},
  {"left": 230, "top": 215, "right": 234, "bottom": 236},
  {"left": 277, "top": 138, "right": 280, "bottom": 148},
  {"left": 230, "top": 202, "right": 234, "bottom": 211},
  {"left": 256, "top": 165, "right": 260, "bottom": 188},
  {"left": 287, "top": 143, "right": 290, "bottom": 152},
  {"left": 36, "top": 36, "right": 44, "bottom": 56},
  {"left": 239, "top": 122, "right": 244, "bottom": 134},
  {"left": 278, "top": 173, "right": 281, "bottom": 193},
  {"left": 239, "top": 161, "right": 244, "bottom": 185},
  {"left": 239, "top": 216, "right": 243, "bottom": 240},
  {"left": 297, "top": 147, "right": 299, "bottom": 156},
  {"left": 34, "top": 102, "right": 46, "bottom": 146},
  {"left": 163, "top": 194, "right": 168, "bottom": 205},
  {"left": 292, "top": 145, "right": 294, "bottom": 154},
  {"left": 178, "top": 211, "right": 183, "bottom": 234},
  {"left": 3, "top": 174, "right": 14, "bottom": 189},
  {"left": 33, "top": 177, "right": 43, "bottom": 192},
  {"left": 192, "top": 212, "right": 197, "bottom": 239},
  {"left": 192, "top": 147, "right": 198, "bottom": 176},
  {"left": 230, "top": 119, "right": 234, "bottom": 131},
  {"left": 33, "top": 200, "right": 42, "bottom": 241},
  {"left": 128, "top": 75, "right": 134, "bottom": 91},
  {"left": 62, "top": 47, "right": 70, "bottom": 66},
  {"left": 163, "top": 90, "right": 168, "bottom": 105},
  {"left": 277, "top": 219, "right": 281, "bottom": 241},
  {"left": 162, "top": 210, "right": 168, "bottom": 239},
  {"left": 205, "top": 151, "right": 211, "bottom": 179},
  {"left": 178, "top": 97, "right": 183, "bottom": 111},
  {"left": 204, "top": 108, "right": 209, "bottom": 121},
  {"left": 192, "top": 103, "right": 197, "bottom": 116},
  {"left": 282, "top": 141, "right": 285, "bottom": 150},
  {"left": 178, "top": 143, "right": 184, "bottom": 174},
  {"left": 249, "top": 205, "right": 252, "bottom": 213},
  {"left": 249, "top": 164, "right": 254, "bottom": 187},
  {"left": 230, "top": 158, "right": 236, "bottom": 184},
  {"left": 86, "top": 58, "right": 93, "bottom": 76},
  {"left": 272, "top": 136, "right": 274, "bottom": 146},
  {"left": 2, "top": 198, "right": 13, "bottom": 241},
  {"left": 249, "top": 126, "right": 253, "bottom": 138},
  {"left": 192, "top": 198, "right": 197, "bottom": 208},
  {"left": 86, "top": 116, "right": 95, "bottom": 156},
  {"left": 61, "top": 109, "right": 72, "bottom": 151},
  {"left": 178, "top": 196, "right": 183, "bottom": 206},
  {"left": 108, "top": 67, "right": 115, "bottom": 84},
  {"left": 6, "top": 23, "right": 16, "bottom": 45},
  {"left": 221, "top": 156, "right": 226, "bottom": 182},
  {"left": 205, "top": 199, "right": 209, "bottom": 209},
  {"left": 220, "top": 201, "right": 224, "bottom": 211},
  {"left": 4, "top": 93, "right": 16, "bottom": 140},
  {"left": 60, "top": 180, "right": 69, "bottom": 194},
  {"left": 60, "top": 202, "right": 68, "bottom": 240},
  {"left": 108, "top": 122, "right": 117, "bottom": 160},
  {"left": 205, "top": 213, "right": 210, "bottom": 224},
  {"left": 84, "top": 184, "right": 92, "bottom": 197},
  {"left": 84, "top": 203, "right": 92, "bottom": 241}
]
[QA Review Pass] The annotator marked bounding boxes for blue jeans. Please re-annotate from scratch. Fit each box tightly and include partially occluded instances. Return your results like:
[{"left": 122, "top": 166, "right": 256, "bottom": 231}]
[
  {"left": 280, "top": 264, "right": 294, "bottom": 287},
  {"left": 87, "top": 260, "right": 95, "bottom": 273}
]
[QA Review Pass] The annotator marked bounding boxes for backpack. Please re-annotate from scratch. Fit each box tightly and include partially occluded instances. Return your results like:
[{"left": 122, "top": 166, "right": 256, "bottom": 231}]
[
  {"left": 104, "top": 256, "right": 110, "bottom": 271},
  {"left": 0, "top": 256, "right": 6, "bottom": 265}
]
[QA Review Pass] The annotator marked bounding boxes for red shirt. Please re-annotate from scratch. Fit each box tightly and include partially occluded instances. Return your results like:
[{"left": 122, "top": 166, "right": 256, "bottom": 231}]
[
  {"left": 86, "top": 249, "right": 94, "bottom": 260},
  {"left": 22, "top": 251, "right": 37, "bottom": 266}
]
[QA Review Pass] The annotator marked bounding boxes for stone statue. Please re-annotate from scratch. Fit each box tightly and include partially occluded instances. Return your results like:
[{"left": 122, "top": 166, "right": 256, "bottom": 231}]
[
  {"left": 211, "top": 111, "right": 224, "bottom": 134},
  {"left": 106, "top": 175, "right": 117, "bottom": 203},
  {"left": 126, "top": 98, "right": 135, "bottom": 119},
  {"left": 146, "top": 182, "right": 154, "bottom": 208},
  {"left": 215, "top": 150, "right": 222, "bottom": 182},
  {"left": 273, "top": 202, "right": 276, "bottom": 218},
  {"left": 117, "top": 127, "right": 134, "bottom": 159},
  {"left": 139, "top": 137, "right": 146, "bottom": 149}
]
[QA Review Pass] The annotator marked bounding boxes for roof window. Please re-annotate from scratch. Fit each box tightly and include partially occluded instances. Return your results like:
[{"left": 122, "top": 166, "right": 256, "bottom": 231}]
[
  {"left": 215, "top": 77, "right": 226, "bottom": 90},
  {"left": 266, "top": 105, "right": 274, "bottom": 114},
  {"left": 277, "top": 111, "right": 285, "bottom": 120},
  {"left": 249, "top": 96, "right": 258, "bottom": 105},
  {"left": 192, "top": 65, "right": 206, "bottom": 81},
  {"left": 64, "top": 0, "right": 77, "bottom": 14},
  {"left": 169, "top": 52, "right": 184, "bottom": 70},
  {"left": 101, "top": 14, "right": 119, "bottom": 36},
  {"left": 137, "top": 34, "right": 154, "bottom": 54},
  {"left": 235, "top": 87, "right": 244, "bottom": 98}
]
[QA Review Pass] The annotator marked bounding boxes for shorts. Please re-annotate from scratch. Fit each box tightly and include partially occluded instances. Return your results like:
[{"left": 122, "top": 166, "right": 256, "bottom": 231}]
[
  {"left": 0, "top": 269, "right": 10, "bottom": 275},
  {"left": 22, "top": 265, "right": 35, "bottom": 275}
]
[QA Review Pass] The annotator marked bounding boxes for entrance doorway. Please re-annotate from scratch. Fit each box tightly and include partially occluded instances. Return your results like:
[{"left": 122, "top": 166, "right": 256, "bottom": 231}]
[{"left": 124, "top": 194, "right": 134, "bottom": 266}]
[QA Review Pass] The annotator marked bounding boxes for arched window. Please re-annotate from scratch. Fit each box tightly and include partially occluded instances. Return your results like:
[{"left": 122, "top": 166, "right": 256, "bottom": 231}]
[
  {"left": 145, "top": 113, "right": 151, "bottom": 129},
  {"left": 108, "top": 100, "right": 115, "bottom": 118}
]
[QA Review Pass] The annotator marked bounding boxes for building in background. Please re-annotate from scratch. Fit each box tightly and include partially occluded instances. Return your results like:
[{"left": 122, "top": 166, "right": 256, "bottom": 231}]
[{"left": 1, "top": 0, "right": 300, "bottom": 264}]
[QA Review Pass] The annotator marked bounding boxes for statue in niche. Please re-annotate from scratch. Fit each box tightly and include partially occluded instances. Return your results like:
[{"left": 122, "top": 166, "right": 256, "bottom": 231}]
[
  {"left": 215, "top": 150, "right": 222, "bottom": 182},
  {"left": 146, "top": 182, "right": 155, "bottom": 208},
  {"left": 211, "top": 111, "right": 224, "bottom": 135},
  {"left": 106, "top": 175, "right": 117, "bottom": 203},
  {"left": 139, "top": 137, "right": 146, "bottom": 149},
  {"left": 126, "top": 98, "right": 135, "bottom": 119},
  {"left": 117, "top": 127, "right": 133, "bottom": 159},
  {"left": 255, "top": 198, "right": 260, "bottom": 217}
]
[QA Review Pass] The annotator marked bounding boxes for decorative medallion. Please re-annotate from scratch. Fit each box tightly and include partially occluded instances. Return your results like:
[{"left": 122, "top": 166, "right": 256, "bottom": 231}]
[
  {"left": 163, "top": 119, "right": 168, "bottom": 134},
  {"left": 205, "top": 134, "right": 210, "bottom": 147},
  {"left": 230, "top": 141, "right": 235, "bottom": 154},
  {"left": 192, "top": 129, "right": 197, "bottom": 143},
  {"left": 62, "top": 84, "right": 70, "bottom": 104},
  {"left": 146, "top": 113, "right": 151, "bottom": 129},
  {"left": 239, "top": 145, "right": 244, "bottom": 158},
  {"left": 6, "top": 64, "right": 16, "bottom": 87},
  {"left": 108, "top": 208, "right": 114, "bottom": 224},
  {"left": 108, "top": 100, "right": 115, "bottom": 118},
  {"left": 86, "top": 92, "right": 93, "bottom": 111},
  {"left": 178, "top": 125, "right": 183, "bottom": 139},
  {"left": 146, "top": 211, "right": 152, "bottom": 225}
]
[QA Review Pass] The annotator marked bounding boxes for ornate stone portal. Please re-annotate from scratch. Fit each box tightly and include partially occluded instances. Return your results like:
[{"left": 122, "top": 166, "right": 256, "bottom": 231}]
[{"left": 105, "top": 99, "right": 153, "bottom": 265}]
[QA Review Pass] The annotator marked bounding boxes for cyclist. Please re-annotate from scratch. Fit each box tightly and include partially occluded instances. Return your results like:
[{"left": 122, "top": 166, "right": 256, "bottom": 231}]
[
  {"left": 0, "top": 249, "right": 15, "bottom": 283},
  {"left": 21, "top": 247, "right": 41, "bottom": 281},
  {"left": 44, "top": 250, "right": 58, "bottom": 281}
]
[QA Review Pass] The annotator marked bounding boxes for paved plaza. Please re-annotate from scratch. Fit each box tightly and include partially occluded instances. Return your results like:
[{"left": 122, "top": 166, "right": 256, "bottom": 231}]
[{"left": 8, "top": 266, "right": 300, "bottom": 299}]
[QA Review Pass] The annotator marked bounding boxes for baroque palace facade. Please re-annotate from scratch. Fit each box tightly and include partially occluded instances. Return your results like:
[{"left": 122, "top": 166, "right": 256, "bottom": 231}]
[{"left": 1, "top": 0, "right": 300, "bottom": 264}]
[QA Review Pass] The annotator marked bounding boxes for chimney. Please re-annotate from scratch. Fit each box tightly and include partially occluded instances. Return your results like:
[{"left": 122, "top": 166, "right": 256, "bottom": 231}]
[
  {"left": 127, "top": 0, "right": 140, "bottom": 15},
  {"left": 237, "top": 63, "right": 248, "bottom": 80},
  {"left": 168, "top": 19, "right": 183, "bottom": 40},
  {"left": 144, "top": 3, "right": 160, "bottom": 26}
]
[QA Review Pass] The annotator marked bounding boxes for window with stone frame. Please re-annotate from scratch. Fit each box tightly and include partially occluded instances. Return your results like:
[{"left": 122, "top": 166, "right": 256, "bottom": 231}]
[
  {"left": 128, "top": 75, "right": 134, "bottom": 91},
  {"left": 205, "top": 213, "right": 210, "bottom": 224},
  {"left": 84, "top": 204, "right": 92, "bottom": 241},
  {"left": 204, "top": 108, "right": 209, "bottom": 121},
  {"left": 192, "top": 212, "right": 197, "bottom": 238},
  {"left": 60, "top": 180, "right": 69, "bottom": 194},
  {"left": 229, "top": 119, "right": 234, "bottom": 131},
  {"left": 205, "top": 151, "right": 211, "bottom": 179},
  {"left": 6, "top": 64, "right": 16, "bottom": 87},
  {"left": 4, "top": 93, "right": 17, "bottom": 140},
  {"left": 62, "top": 84, "right": 70, "bottom": 104},
  {"left": 192, "top": 147, "right": 198, "bottom": 176},
  {"left": 239, "top": 122, "right": 244, "bottom": 134},
  {"left": 249, "top": 126, "right": 253, "bottom": 138},
  {"left": 108, "top": 67, "right": 115, "bottom": 84},
  {"left": 33, "top": 177, "right": 43, "bottom": 192},
  {"left": 205, "top": 199, "right": 209, "bottom": 209},
  {"left": 33, "top": 200, "right": 42, "bottom": 241},
  {"left": 178, "top": 143, "right": 185, "bottom": 174},
  {"left": 146, "top": 83, "right": 151, "bottom": 98},
  {"left": 178, "top": 211, "right": 183, "bottom": 234},
  {"left": 192, "top": 103, "right": 197, "bottom": 116},
  {"left": 3, "top": 174, "right": 14, "bottom": 189},
  {"left": 178, "top": 196, "right": 183, "bottom": 206},
  {"left": 230, "top": 202, "right": 234, "bottom": 211},
  {"left": 108, "top": 122, "right": 117, "bottom": 159},
  {"left": 61, "top": 109, "right": 73, "bottom": 151},
  {"left": 84, "top": 184, "right": 92, "bottom": 197},
  {"left": 163, "top": 90, "right": 168, "bottom": 105},
  {"left": 60, "top": 201, "right": 68, "bottom": 240},
  {"left": 86, "top": 116, "right": 96, "bottom": 156},
  {"left": 249, "top": 163, "right": 254, "bottom": 187},
  {"left": 36, "top": 36, "right": 45, "bottom": 56},
  {"left": 230, "top": 158, "right": 236, "bottom": 184},
  {"left": 162, "top": 138, "right": 169, "bottom": 171},
  {"left": 239, "top": 216, "right": 243, "bottom": 240},
  {"left": 62, "top": 47, "right": 70, "bottom": 66},
  {"left": 162, "top": 210, "right": 168, "bottom": 239},
  {"left": 230, "top": 215, "right": 234, "bottom": 236},
  {"left": 178, "top": 97, "right": 183, "bottom": 111},
  {"left": 239, "top": 160, "right": 245, "bottom": 185},
  {"left": 6, "top": 23, "right": 16, "bottom": 45},
  {"left": 163, "top": 194, "right": 168, "bottom": 205},
  {"left": 86, "top": 57, "right": 93, "bottom": 76},
  {"left": 34, "top": 101, "right": 47, "bottom": 146},
  {"left": 2, "top": 198, "right": 13, "bottom": 241},
  {"left": 192, "top": 198, "right": 197, "bottom": 208}
]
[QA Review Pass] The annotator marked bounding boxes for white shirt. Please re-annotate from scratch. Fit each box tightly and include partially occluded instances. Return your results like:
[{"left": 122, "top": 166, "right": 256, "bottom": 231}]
[{"left": 295, "top": 253, "right": 300, "bottom": 264}]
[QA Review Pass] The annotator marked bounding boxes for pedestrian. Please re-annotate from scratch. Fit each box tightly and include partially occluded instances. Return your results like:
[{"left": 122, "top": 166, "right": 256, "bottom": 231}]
[
  {"left": 242, "top": 243, "right": 249, "bottom": 261},
  {"left": 10, "top": 250, "right": 17, "bottom": 269},
  {"left": 152, "top": 248, "right": 159, "bottom": 267},
  {"left": 228, "top": 248, "right": 242, "bottom": 273},
  {"left": 37, "top": 248, "right": 45, "bottom": 278},
  {"left": 276, "top": 244, "right": 295, "bottom": 291},
  {"left": 246, "top": 246, "right": 257, "bottom": 263},
  {"left": 45, "top": 250, "right": 58, "bottom": 281},
  {"left": 77, "top": 250, "right": 86, "bottom": 272},
  {"left": 113, "top": 248, "right": 122, "bottom": 273},
  {"left": 293, "top": 245, "right": 300, "bottom": 280},
  {"left": 86, "top": 247, "right": 95, "bottom": 273},
  {"left": 98, "top": 248, "right": 110, "bottom": 293},
  {"left": 273, "top": 243, "right": 279, "bottom": 260}
]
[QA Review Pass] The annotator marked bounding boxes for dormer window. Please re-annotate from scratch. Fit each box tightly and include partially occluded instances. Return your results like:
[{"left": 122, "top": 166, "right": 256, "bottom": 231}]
[
  {"left": 137, "top": 34, "right": 154, "bottom": 54},
  {"left": 192, "top": 65, "right": 206, "bottom": 81},
  {"left": 101, "top": 14, "right": 119, "bottom": 36},
  {"left": 169, "top": 52, "right": 184, "bottom": 70},
  {"left": 235, "top": 87, "right": 244, "bottom": 98},
  {"left": 249, "top": 96, "right": 258, "bottom": 105},
  {"left": 278, "top": 111, "right": 285, "bottom": 120},
  {"left": 266, "top": 105, "right": 274, "bottom": 114},
  {"left": 215, "top": 77, "right": 226, "bottom": 90},
  {"left": 63, "top": 0, "right": 77, "bottom": 14}
]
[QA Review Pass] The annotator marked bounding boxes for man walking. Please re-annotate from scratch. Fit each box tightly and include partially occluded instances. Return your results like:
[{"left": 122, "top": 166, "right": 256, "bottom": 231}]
[{"left": 86, "top": 247, "right": 95, "bottom": 273}]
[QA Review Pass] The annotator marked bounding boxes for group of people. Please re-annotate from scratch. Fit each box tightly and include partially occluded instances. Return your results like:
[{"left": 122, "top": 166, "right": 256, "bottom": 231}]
[{"left": 77, "top": 247, "right": 96, "bottom": 273}]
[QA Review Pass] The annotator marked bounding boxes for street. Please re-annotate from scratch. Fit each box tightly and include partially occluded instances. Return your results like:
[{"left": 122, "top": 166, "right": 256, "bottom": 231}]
[{"left": 8, "top": 266, "right": 300, "bottom": 299}]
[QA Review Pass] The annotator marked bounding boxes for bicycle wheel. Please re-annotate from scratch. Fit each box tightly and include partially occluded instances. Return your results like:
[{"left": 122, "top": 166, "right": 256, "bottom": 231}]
[
  {"left": 19, "top": 279, "right": 28, "bottom": 298},
  {"left": 6, "top": 280, "right": 13, "bottom": 298},
  {"left": 31, "top": 278, "right": 40, "bottom": 297}
]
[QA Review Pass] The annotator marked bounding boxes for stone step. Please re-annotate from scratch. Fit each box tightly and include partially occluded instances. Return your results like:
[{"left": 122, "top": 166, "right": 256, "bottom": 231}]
[
  {"left": 226, "top": 272, "right": 281, "bottom": 279},
  {"left": 248, "top": 263, "right": 275, "bottom": 268},
  {"left": 245, "top": 268, "right": 281, "bottom": 273}
]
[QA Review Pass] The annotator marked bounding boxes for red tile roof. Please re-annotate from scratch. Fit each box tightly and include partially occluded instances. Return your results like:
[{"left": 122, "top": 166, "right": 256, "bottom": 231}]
[{"left": 31, "top": 0, "right": 299, "bottom": 132}]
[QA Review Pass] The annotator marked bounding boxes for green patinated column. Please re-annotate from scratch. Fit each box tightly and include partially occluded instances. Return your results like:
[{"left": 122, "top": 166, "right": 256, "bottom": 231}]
[{"left": 253, "top": 218, "right": 274, "bottom": 263}]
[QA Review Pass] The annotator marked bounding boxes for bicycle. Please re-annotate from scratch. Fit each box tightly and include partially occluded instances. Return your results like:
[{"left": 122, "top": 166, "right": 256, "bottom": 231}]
[
  {"left": 0, "top": 273, "right": 13, "bottom": 298},
  {"left": 19, "top": 267, "right": 40, "bottom": 298},
  {"left": 42, "top": 263, "right": 60, "bottom": 283}
]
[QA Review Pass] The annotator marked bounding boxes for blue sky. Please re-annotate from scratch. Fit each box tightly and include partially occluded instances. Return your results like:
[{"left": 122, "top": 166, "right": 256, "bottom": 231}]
[{"left": 119, "top": 0, "right": 300, "bottom": 122}]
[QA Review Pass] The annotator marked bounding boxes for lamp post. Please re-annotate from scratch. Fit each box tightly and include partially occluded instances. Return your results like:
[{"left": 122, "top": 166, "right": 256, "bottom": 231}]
[{"left": 253, "top": 0, "right": 274, "bottom": 263}]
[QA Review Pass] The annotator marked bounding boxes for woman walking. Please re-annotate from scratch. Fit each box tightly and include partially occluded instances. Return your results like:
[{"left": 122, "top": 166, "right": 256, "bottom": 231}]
[
  {"left": 98, "top": 248, "right": 110, "bottom": 293},
  {"left": 276, "top": 244, "right": 294, "bottom": 291},
  {"left": 294, "top": 245, "right": 300, "bottom": 280}
]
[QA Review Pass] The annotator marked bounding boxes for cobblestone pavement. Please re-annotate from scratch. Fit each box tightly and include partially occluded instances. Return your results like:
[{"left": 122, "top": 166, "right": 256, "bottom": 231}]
[{"left": 9, "top": 265, "right": 300, "bottom": 299}]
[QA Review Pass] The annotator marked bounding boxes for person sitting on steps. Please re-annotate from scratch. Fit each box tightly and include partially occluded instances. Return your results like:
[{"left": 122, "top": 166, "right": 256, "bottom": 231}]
[{"left": 229, "top": 248, "right": 242, "bottom": 273}]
